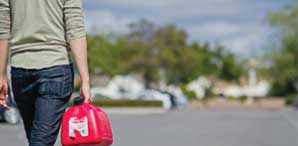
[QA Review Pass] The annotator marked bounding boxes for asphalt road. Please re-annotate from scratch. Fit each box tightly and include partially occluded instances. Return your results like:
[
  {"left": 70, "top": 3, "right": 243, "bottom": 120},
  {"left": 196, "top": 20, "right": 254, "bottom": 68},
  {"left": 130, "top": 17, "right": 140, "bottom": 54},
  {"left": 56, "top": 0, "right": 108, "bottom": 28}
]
[{"left": 0, "top": 108, "right": 297, "bottom": 146}]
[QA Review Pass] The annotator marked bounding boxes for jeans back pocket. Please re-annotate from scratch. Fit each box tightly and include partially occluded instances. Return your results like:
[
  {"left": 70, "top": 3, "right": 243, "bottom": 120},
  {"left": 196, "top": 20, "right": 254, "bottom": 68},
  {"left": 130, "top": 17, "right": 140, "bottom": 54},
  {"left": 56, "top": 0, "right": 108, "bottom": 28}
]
[{"left": 38, "top": 80, "right": 64, "bottom": 98}]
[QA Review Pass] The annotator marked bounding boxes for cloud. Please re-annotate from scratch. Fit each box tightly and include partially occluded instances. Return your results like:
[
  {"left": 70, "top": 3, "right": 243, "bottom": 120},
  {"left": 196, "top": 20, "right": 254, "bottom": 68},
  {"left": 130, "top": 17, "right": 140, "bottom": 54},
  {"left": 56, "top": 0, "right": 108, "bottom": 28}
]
[
  {"left": 186, "top": 22, "right": 273, "bottom": 57},
  {"left": 84, "top": 10, "right": 136, "bottom": 35},
  {"left": 188, "top": 22, "right": 242, "bottom": 39},
  {"left": 82, "top": 0, "right": 292, "bottom": 56},
  {"left": 219, "top": 26, "right": 271, "bottom": 56},
  {"left": 85, "top": 0, "right": 179, "bottom": 9}
]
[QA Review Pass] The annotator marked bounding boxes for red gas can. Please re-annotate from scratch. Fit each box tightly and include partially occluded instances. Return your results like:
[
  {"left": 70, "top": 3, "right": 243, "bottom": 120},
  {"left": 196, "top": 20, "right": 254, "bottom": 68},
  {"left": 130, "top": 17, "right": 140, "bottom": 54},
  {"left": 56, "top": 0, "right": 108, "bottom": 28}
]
[{"left": 61, "top": 96, "right": 113, "bottom": 146}]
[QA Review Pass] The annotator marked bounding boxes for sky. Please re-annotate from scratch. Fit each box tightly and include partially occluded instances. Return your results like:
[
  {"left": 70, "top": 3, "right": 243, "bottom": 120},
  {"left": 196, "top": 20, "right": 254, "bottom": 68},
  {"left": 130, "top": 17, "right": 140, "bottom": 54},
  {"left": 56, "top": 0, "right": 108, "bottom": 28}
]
[{"left": 82, "top": 0, "right": 294, "bottom": 57}]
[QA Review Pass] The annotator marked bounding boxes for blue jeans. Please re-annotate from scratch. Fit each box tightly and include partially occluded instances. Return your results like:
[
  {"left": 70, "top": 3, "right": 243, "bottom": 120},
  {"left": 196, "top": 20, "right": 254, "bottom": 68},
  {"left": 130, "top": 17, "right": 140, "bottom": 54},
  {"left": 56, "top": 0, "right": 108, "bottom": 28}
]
[{"left": 11, "top": 64, "right": 74, "bottom": 146}]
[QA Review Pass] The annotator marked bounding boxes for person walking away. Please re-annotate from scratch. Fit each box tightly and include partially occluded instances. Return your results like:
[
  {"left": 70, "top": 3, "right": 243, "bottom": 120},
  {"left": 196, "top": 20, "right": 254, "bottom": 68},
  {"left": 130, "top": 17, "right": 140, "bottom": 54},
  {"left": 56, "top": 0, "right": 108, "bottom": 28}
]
[{"left": 0, "top": 0, "right": 93, "bottom": 145}]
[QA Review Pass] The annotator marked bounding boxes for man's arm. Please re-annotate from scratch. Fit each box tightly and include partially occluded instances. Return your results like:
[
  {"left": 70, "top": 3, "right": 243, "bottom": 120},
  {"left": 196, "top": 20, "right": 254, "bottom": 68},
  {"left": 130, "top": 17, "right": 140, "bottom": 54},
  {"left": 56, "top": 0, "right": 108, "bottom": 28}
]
[
  {"left": 69, "top": 37, "right": 92, "bottom": 103},
  {"left": 0, "top": 40, "right": 9, "bottom": 109},
  {"left": 0, "top": 0, "right": 11, "bottom": 108},
  {"left": 63, "top": 0, "right": 92, "bottom": 102}
]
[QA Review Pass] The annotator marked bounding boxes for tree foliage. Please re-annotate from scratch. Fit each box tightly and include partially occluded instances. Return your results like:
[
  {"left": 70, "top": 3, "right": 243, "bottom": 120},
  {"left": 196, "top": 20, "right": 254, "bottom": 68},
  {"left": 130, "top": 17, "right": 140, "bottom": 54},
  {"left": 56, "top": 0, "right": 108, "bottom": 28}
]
[
  {"left": 267, "top": 4, "right": 298, "bottom": 96},
  {"left": 87, "top": 19, "right": 243, "bottom": 86}
]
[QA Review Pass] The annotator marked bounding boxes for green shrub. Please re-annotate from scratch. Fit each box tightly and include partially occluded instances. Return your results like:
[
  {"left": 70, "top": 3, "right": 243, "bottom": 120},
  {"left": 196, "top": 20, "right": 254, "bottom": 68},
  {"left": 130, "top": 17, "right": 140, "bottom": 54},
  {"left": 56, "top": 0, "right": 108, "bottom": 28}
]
[
  {"left": 225, "top": 96, "right": 237, "bottom": 100},
  {"left": 180, "top": 84, "right": 197, "bottom": 100},
  {"left": 205, "top": 87, "right": 216, "bottom": 98},
  {"left": 285, "top": 95, "right": 296, "bottom": 105},
  {"left": 92, "top": 99, "right": 163, "bottom": 107},
  {"left": 239, "top": 95, "right": 248, "bottom": 102}
]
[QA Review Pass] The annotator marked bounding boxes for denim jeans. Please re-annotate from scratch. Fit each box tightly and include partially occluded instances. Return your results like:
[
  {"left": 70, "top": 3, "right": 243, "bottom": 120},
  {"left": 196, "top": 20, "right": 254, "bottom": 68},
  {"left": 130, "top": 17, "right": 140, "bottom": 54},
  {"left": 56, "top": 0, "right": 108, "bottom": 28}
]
[{"left": 11, "top": 64, "right": 74, "bottom": 146}]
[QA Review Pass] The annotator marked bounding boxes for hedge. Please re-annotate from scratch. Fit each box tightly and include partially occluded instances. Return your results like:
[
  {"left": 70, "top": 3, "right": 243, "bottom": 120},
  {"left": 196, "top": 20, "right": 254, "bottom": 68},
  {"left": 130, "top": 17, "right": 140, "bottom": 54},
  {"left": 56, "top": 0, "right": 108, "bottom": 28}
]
[
  {"left": 180, "top": 84, "right": 197, "bottom": 100},
  {"left": 70, "top": 99, "right": 163, "bottom": 107},
  {"left": 286, "top": 95, "right": 297, "bottom": 105}
]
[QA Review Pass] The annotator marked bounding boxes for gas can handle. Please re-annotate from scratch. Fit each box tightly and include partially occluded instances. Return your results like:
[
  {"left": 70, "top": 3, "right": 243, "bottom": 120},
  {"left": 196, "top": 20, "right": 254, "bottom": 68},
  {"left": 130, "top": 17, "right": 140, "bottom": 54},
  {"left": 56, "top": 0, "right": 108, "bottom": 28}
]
[{"left": 73, "top": 96, "right": 84, "bottom": 105}]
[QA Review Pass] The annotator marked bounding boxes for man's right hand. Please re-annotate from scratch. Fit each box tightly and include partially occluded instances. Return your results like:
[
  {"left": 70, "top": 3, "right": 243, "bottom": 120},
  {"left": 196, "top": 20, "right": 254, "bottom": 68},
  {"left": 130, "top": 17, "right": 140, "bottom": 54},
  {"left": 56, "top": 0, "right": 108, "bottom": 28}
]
[
  {"left": 0, "top": 77, "right": 9, "bottom": 109},
  {"left": 80, "top": 82, "right": 93, "bottom": 103}
]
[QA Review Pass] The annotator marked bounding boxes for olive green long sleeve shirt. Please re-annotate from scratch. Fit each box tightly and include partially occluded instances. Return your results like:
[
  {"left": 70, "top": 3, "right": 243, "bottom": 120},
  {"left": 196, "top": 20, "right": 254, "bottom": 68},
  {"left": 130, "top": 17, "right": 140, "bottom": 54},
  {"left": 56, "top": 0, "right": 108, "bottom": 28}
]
[{"left": 0, "top": 0, "right": 86, "bottom": 69}]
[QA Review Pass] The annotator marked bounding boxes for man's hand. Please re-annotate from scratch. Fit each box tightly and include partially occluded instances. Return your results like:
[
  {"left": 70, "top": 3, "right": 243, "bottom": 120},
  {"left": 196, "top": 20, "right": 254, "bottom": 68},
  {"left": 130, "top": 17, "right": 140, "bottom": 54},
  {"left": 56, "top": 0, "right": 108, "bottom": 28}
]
[
  {"left": 0, "top": 77, "right": 9, "bottom": 109},
  {"left": 80, "top": 82, "right": 93, "bottom": 103}
]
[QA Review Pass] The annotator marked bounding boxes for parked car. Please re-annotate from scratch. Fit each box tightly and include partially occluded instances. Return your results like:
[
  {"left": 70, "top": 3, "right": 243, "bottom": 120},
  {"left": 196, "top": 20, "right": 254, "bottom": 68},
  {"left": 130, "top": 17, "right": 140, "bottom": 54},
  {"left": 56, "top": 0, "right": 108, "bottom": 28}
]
[
  {"left": 91, "top": 92, "right": 112, "bottom": 100},
  {"left": 0, "top": 97, "right": 20, "bottom": 124},
  {"left": 137, "top": 89, "right": 172, "bottom": 110},
  {"left": 158, "top": 90, "right": 188, "bottom": 110}
]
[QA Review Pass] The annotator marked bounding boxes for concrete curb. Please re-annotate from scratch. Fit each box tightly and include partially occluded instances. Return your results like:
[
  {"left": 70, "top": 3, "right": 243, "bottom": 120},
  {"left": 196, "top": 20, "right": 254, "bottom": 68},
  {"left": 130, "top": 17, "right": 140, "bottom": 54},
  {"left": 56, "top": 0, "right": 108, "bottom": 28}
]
[
  {"left": 101, "top": 107, "right": 167, "bottom": 115},
  {"left": 189, "top": 98, "right": 286, "bottom": 109}
]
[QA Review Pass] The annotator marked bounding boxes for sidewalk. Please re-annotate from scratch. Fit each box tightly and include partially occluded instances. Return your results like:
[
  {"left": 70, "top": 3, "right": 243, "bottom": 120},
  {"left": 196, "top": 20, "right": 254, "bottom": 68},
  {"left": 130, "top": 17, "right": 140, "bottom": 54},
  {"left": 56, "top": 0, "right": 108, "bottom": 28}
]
[{"left": 189, "top": 98, "right": 287, "bottom": 109}]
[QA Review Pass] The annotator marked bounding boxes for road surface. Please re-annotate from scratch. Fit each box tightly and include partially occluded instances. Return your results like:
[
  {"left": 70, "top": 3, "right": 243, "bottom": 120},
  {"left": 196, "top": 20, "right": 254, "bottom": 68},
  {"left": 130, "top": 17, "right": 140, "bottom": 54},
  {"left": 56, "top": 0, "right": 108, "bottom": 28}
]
[{"left": 0, "top": 108, "right": 297, "bottom": 146}]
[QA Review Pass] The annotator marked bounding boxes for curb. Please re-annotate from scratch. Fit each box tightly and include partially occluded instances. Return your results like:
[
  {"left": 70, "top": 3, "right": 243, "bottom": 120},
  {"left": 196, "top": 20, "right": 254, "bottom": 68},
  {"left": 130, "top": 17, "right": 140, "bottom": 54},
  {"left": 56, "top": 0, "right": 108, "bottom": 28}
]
[{"left": 101, "top": 107, "right": 167, "bottom": 115}]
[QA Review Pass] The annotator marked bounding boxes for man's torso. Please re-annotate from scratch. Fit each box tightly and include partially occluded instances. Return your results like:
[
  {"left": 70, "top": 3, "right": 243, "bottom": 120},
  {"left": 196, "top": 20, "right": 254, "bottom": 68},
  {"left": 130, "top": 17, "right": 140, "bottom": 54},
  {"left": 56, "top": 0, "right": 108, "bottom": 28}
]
[{"left": 9, "top": 0, "right": 71, "bottom": 69}]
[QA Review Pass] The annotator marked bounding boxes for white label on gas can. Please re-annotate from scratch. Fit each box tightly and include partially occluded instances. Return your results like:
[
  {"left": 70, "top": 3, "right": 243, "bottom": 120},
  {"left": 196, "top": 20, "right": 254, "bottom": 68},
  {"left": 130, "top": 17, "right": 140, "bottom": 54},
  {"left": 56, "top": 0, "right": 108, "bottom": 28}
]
[{"left": 69, "top": 116, "right": 89, "bottom": 138}]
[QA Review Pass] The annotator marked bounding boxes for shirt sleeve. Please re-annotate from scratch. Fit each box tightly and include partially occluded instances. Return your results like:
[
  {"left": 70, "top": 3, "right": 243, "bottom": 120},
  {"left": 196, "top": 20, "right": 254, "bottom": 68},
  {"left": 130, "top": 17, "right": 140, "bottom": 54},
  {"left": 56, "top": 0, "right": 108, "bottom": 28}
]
[
  {"left": 0, "top": 0, "right": 11, "bottom": 40},
  {"left": 63, "top": 0, "right": 86, "bottom": 41}
]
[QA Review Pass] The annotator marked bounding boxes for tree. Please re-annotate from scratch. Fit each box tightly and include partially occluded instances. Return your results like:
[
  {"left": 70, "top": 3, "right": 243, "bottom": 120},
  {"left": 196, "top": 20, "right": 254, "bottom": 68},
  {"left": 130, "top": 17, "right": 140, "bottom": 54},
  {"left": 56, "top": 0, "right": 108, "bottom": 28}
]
[
  {"left": 87, "top": 35, "right": 121, "bottom": 76},
  {"left": 267, "top": 4, "right": 298, "bottom": 96},
  {"left": 86, "top": 19, "right": 244, "bottom": 87},
  {"left": 219, "top": 53, "right": 242, "bottom": 81}
]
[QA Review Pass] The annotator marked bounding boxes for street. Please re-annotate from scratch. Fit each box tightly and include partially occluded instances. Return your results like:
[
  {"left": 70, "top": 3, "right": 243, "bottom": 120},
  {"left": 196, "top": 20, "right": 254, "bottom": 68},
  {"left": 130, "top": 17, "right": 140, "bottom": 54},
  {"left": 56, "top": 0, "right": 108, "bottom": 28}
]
[{"left": 0, "top": 108, "right": 297, "bottom": 146}]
